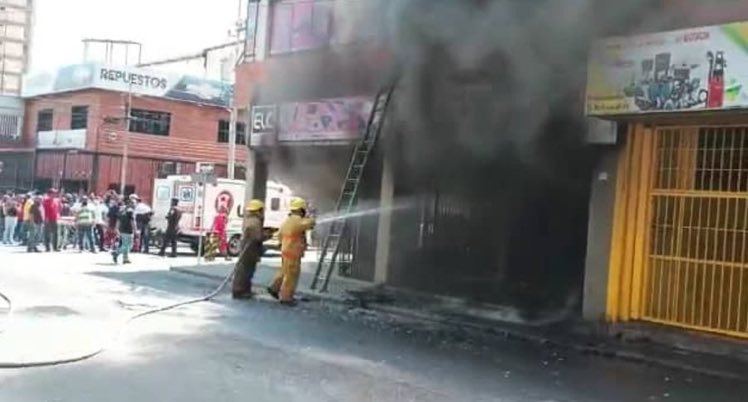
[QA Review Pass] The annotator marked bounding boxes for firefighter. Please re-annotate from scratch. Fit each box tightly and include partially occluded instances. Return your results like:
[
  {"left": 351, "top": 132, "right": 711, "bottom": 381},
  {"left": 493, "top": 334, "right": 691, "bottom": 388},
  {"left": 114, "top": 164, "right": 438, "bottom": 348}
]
[
  {"left": 159, "top": 198, "right": 182, "bottom": 258},
  {"left": 267, "top": 197, "right": 315, "bottom": 306},
  {"left": 231, "top": 200, "right": 266, "bottom": 299}
]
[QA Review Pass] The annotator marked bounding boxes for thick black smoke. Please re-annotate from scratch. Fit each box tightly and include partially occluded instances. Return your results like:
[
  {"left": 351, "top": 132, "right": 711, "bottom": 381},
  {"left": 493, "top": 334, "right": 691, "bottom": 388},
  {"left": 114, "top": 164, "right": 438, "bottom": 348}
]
[{"left": 383, "top": 0, "right": 669, "bottom": 184}]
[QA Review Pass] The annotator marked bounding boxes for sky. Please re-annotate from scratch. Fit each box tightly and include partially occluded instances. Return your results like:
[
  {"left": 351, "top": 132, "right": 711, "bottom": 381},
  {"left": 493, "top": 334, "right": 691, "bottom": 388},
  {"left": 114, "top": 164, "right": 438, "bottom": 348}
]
[{"left": 30, "top": 0, "right": 244, "bottom": 76}]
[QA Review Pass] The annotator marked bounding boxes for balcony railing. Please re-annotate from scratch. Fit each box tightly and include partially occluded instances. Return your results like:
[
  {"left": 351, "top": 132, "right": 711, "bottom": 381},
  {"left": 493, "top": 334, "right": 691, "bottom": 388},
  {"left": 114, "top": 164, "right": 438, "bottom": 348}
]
[{"left": 245, "top": 0, "right": 386, "bottom": 59}]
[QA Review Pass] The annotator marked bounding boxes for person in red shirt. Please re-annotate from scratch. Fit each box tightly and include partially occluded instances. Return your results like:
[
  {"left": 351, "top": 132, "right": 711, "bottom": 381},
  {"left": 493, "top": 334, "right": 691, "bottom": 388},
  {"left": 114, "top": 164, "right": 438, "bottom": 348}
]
[
  {"left": 42, "top": 188, "right": 61, "bottom": 252},
  {"left": 211, "top": 206, "right": 230, "bottom": 261}
]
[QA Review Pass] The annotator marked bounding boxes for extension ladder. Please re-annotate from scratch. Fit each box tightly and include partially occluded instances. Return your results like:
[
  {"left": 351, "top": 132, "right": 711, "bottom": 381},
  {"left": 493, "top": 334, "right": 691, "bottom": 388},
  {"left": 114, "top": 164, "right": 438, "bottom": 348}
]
[{"left": 310, "top": 85, "right": 396, "bottom": 292}]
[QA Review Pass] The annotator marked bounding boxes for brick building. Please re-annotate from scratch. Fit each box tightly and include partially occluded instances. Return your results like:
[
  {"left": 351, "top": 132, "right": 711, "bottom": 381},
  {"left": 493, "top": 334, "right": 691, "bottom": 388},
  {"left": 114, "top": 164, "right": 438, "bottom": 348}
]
[{"left": 0, "top": 63, "right": 246, "bottom": 201}]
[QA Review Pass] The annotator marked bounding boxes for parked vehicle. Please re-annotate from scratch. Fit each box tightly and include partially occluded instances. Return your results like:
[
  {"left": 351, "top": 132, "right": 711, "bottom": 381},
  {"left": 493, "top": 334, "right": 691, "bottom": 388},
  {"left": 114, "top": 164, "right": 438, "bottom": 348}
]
[{"left": 151, "top": 175, "right": 294, "bottom": 256}]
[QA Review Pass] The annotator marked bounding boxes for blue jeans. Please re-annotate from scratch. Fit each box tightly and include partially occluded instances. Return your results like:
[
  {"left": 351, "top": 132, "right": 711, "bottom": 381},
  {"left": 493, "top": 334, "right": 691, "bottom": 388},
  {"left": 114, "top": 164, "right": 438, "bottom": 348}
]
[
  {"left": 3, "top": 217, "right": 17, "bottom": 244},
  {"left": 27, "top": 223, "right": 42, "bottom": 251},
  {"left": 77, "top": 225, "right": 96, "bottom": 252},
  {"left": 115, "top": 233, "right": 134, "bottom": 262}
]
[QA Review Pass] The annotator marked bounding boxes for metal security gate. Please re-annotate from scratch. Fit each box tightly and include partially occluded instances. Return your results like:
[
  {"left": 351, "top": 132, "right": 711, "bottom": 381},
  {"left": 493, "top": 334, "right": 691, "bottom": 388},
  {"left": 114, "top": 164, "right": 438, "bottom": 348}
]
[{"left": 644, "top": 126, "right": 748, "bottom": 338}]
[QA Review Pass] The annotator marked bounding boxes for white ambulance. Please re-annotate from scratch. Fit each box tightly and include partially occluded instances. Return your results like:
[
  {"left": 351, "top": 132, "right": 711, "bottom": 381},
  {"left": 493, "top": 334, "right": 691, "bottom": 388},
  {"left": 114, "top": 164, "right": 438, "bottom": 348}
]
[{"left": 151, "top": 175, "right": 293, "bottom": 256}]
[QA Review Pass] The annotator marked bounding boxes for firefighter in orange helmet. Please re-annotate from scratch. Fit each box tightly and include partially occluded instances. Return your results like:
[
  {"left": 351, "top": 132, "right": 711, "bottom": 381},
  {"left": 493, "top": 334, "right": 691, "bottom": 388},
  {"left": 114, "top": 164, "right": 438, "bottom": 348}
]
[
  {"left": 231, "top": 199, "right": 266, "bottom": 299},
  {"left": 267, "top": 197, "right": 315, "bottom": 306}
]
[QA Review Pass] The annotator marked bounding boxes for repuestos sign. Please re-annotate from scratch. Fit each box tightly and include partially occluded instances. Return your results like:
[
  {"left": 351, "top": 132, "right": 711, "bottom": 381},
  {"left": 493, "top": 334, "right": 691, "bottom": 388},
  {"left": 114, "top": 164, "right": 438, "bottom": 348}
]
[
  {"left": 23, "top": 63, "right": 233, "bottom": 108},
  {"left": 586, "top": 21, "right": 748, "bottom": 115},
  {"left": 99, "top": 68, "right": 168, "bottom": 90}
]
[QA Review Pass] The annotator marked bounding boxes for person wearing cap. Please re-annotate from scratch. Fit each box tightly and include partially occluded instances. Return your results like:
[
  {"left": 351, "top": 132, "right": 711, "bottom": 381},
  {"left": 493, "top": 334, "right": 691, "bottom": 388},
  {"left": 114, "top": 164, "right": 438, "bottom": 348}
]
[
  {"left": 231, "top": 199, "right": 266, "bottom": 299},
  {"left": 267, "top": 197, "right": 315, "bottom": 306},
  {"left": 159, "top": 197, "right": 182, "bottom": 258}
]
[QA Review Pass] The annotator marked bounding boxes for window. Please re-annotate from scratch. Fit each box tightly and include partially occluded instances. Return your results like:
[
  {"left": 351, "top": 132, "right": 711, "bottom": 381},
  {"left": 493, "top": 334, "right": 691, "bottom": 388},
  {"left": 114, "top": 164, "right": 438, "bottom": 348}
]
[
  {"left": 217, "top": 120, "right": 247, "bottom": 145},
  {"left": 271, "top": 197, "right": 281, "bottom": 211},
  {"left": 129, "top": 108, "right": 171, "bottom": 136},
  {"left": 156, "top": 185, "right": 171, "bottom": 200},
  {"left": 70, "top": 106, "right": 89, "bottom": 129},
  {"left": 36, "top": 109, "right": 53, "bottom": 132},
  {"left": 108, "top": 183, "right": 135, "bottom": 197}
]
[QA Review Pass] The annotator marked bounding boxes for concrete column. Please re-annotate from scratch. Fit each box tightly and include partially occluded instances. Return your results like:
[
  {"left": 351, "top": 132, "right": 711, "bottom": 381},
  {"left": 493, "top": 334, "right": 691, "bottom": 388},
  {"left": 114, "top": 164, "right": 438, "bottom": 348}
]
[
  {"left": 374, "top": 151, "right": 394, "bottom": 284},
  {"left": 244, "top": 149, "right": 269, "bottom": 208},
  {"left": 582, "top": 147, "right": 621, "bottom": 321}
]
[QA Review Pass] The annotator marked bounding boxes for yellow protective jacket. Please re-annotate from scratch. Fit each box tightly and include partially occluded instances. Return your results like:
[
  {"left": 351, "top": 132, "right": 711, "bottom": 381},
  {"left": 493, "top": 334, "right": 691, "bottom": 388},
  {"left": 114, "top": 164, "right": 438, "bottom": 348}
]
[{"left": 279, "top": 215, "right": 315, "bottom": 260}]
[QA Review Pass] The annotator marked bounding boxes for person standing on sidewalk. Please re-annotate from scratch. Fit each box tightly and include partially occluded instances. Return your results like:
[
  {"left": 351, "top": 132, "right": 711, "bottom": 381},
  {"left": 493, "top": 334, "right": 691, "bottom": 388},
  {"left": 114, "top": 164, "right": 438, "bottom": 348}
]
[
  {"left": 75, "top": 197, "right": 97, "bottom": 253},
  {"left": 2, "top": 195, "right": 18, "bottom": 245},
  {"left": 93, "top": 196, "right": 108, "bottom": 252},
  {"left": 133, "top": 195, "right": 153, "bottom": 254},
  {"left": 42, "top": 189, "right": 61, "bottom": 252},
  {"left": 268, "top": 198, "right": 315, "bottom": 306},
  {"left": 159, "top": 198, "right": 181, "bottom": 258},
  {"left": 15, "top": 194, "right": 27, "bottom": 244},
  {"left": 112, "top": 198, "right": 135, "bottom": 264},
  {"left": 232, "top": 200, "right": 266, "bottom": 299},
  {"left": 211, "top": 206, "right": 230, "bottom": 261},
  {"left": 21, "top": 193, "right": 33, "bottom": 246},
  {"left": 27, "top": 196, "right": 43, "bottom": 253}
]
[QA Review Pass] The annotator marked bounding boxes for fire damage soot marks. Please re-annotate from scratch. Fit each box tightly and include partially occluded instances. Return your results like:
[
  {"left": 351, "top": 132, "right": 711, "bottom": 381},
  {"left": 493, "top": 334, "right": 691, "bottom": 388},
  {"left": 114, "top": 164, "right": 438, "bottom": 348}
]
[
  {"left": 99, "top": 68, "right": 168, "bottom": 90},
  {"left": 377, "top": 0, "right": 670, "bottom": 318}
]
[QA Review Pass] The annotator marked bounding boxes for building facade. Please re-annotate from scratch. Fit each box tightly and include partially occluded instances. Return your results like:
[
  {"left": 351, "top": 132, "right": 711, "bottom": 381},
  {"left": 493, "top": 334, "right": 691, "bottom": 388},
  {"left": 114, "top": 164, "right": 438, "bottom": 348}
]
[
  {"left": 234, "top": 0, "right": 748, "bottom": 341},
  {"left": 236, "top": 0, "right": 592, "bottom": 307},
  {"left": 583, "top": 1, "right": 748, "bottom": 339},
  {"left": 0, "top": 0, "right": 33, "bottom": 96},
  {"left": 0, "top": 63, "right": 245, "bottom": 201}
]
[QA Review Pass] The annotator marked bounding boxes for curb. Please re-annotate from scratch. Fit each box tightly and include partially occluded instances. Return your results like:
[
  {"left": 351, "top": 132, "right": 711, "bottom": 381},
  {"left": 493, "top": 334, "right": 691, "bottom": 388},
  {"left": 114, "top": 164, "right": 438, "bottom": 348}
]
[{"left": 169, "top": 267, "right": 747, "bottom": 381}]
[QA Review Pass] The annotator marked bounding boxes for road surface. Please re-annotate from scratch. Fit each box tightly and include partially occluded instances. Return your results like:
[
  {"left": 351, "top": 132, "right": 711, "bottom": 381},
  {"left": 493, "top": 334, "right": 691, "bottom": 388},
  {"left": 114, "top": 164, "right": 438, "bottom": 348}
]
[{"left": 0, "top": 246, "right": 747, "bottom": 402}]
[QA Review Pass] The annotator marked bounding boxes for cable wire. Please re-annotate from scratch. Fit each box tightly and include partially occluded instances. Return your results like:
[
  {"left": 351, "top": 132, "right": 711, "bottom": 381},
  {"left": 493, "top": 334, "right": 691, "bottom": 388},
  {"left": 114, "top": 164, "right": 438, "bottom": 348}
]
[{"left": 0, "top": 268, "right": 234, "bottom": 369}]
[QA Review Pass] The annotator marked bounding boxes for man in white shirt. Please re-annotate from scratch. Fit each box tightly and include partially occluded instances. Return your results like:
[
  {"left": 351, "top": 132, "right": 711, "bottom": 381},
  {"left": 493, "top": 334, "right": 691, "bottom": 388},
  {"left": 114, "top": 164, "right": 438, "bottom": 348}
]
[
  {"left": 93, "top": 196, "right": 109, "bottom": 252},
  {"left": 132, "top": 195, "right": 153, "bottom": 253}
]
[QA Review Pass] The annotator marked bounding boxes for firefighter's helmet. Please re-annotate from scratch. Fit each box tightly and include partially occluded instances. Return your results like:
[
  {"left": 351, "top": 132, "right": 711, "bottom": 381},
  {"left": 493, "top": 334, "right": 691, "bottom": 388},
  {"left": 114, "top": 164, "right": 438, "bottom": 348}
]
[
  {"left": 289, "top": 197, "right": 307, "bottom": 211},
  {"left": 246, "top": 199, "right": 265, "bottom": 212}
]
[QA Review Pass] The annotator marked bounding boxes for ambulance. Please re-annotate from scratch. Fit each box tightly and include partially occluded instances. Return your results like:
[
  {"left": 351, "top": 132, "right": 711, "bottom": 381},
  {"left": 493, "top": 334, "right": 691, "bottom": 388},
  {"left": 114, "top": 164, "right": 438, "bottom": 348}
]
[{"left": 151, "top": 175, "right": 293, "bottom": 256}]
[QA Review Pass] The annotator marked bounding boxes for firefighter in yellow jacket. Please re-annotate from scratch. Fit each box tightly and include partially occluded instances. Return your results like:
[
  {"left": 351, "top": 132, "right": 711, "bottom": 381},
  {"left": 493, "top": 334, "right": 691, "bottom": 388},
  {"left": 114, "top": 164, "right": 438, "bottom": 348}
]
[
  {"left": 267, "top": 197, "right": 315, "bottom": 306},
  {"left": 232, "top": 200, "right": 266, "bottom": 299}
]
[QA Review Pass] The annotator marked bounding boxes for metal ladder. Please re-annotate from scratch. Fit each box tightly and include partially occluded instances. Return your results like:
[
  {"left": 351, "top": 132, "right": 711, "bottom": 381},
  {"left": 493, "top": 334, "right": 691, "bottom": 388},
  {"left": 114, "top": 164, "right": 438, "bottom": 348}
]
[{"left": 311, "top": 85, "right": 396, "bottom": 292}]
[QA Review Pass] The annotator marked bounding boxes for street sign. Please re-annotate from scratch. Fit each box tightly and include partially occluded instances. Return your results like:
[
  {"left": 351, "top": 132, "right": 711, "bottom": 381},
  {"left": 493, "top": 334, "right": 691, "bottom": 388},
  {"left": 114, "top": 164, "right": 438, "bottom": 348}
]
[
  {"left": 197, "top": 162, "right": 215, "bottom": 175},
  {"left": 191, "top": 172, "right": 217, "bottom": 185}
]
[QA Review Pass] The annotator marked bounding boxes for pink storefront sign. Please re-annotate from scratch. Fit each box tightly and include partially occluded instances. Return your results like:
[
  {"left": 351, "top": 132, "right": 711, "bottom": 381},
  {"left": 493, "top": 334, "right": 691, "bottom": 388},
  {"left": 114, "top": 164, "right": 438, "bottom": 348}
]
[{"left": 278, "top": 96, "right": 373, "bottom": 143}]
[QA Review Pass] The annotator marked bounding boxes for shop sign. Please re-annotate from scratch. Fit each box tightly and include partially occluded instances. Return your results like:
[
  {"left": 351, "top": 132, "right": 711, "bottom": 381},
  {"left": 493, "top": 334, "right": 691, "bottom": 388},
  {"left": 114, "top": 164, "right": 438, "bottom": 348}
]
[
  {"left": 277, "top": 96, "right": 373, "bottom": 143},
  {"left": 23, "top": 63, "right": 233, "bottom": 108},
  {"left": 586, "top": 21, "right": 748, "bottom": 115},
  {"left": 37, "top": 129, "right": 87, "bottom": 150},
  {"left": 249, "top": 104, "right": 277, "bottom": 148}
]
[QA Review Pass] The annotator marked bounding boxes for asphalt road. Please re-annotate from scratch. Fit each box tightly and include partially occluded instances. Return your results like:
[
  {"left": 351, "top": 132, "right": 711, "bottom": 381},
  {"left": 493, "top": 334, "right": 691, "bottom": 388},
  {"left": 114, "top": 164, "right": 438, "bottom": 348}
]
[{"left": 1, "top": 246, "right": 747, "bottom": 402}]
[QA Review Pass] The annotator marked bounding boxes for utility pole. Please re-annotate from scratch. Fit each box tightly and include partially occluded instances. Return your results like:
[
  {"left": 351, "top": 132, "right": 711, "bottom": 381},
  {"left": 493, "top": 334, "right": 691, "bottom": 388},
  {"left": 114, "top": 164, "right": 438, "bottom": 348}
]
[
  {"left": 119, "top": 82, "right": 133, "bottom": 195},
  {"left": 227, "top": 0, "right": 246, "bottom": 180}
]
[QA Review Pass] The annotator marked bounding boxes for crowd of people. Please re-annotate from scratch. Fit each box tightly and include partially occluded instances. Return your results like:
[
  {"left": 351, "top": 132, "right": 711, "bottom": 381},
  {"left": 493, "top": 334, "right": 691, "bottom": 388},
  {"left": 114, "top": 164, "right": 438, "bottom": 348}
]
[
  {"left": 0, "top": 188, "right": 157, "bottom": 264},
  {"left": 3, "top": 188, "right": 318, "bottom": 306}
]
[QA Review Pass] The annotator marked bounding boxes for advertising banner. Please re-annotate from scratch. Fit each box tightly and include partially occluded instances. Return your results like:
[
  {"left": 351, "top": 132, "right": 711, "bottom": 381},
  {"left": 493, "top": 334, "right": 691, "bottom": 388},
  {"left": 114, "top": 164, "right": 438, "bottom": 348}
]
[
  {"left": 37, "top": 129, "right": 87, "bottom": 150},
  {"left": 23, "top": 64, "right": 233, "bottom": 108},
  {"left": 277, "top": 96, "right": 373, "bottom": 143},
  {"left": 586, "top": 21, "right": 748, "bottom": 115}
]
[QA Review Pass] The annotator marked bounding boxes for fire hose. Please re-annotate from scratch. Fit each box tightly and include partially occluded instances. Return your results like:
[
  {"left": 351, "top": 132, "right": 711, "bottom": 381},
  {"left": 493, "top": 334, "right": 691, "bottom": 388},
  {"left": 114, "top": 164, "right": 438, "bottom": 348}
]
[
  {"left": 0, "top": 290, "right": 11, "bottom": 334},
  {"left": 0, "top": 268, "right": 235, "bottom": 369}
]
